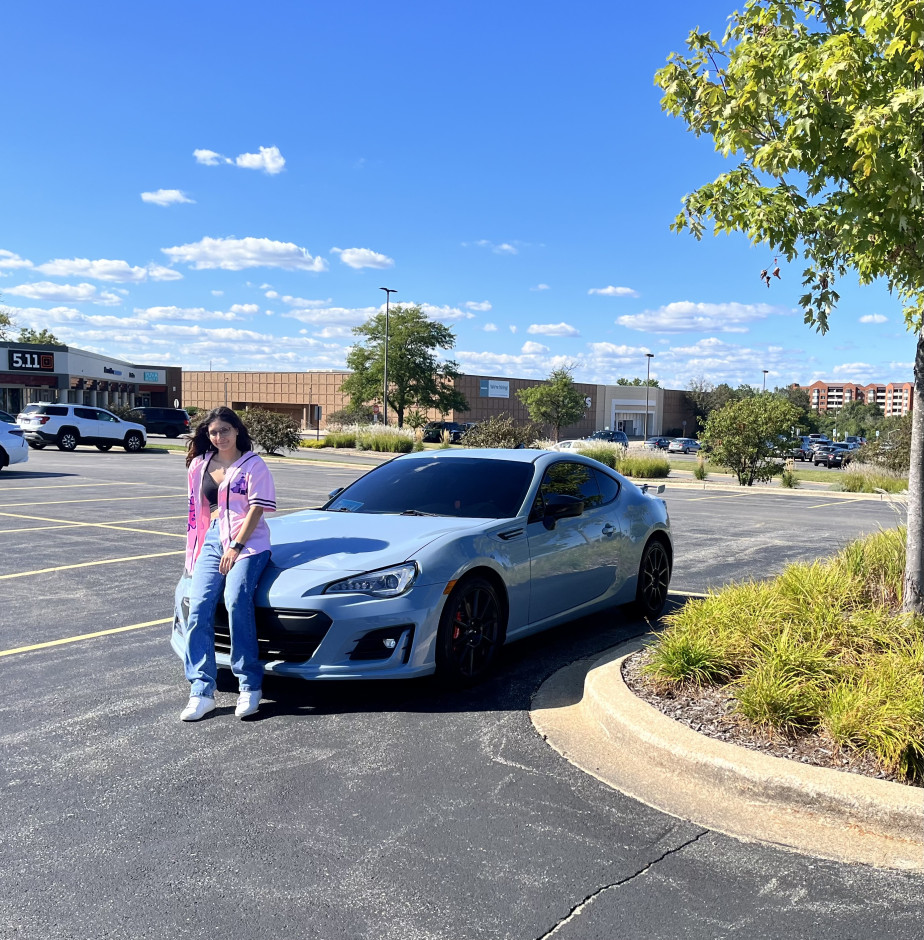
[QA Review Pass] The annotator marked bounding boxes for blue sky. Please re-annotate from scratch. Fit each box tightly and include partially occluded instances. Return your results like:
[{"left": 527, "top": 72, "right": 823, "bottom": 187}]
[{"left": 1, "top": 0, "right": 914, "bottom": 392}]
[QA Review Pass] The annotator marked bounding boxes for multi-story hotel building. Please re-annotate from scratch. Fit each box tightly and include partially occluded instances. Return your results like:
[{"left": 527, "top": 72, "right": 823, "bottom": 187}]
[{"left": 800, "top": 380, "right": 914, "bottom": 416}]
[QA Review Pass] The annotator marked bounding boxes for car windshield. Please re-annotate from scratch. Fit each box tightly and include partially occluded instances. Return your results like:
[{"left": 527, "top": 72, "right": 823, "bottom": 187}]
[{"left": 325, "top": 457, "right": 535, "bottom": 518}]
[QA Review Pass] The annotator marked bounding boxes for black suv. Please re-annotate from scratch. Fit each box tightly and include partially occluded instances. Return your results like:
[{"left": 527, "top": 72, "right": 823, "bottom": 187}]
[
  {"left": 422, "top": 421, "right": 466, "bottom": 443},
  {"left": 587, "top": 429, "right": 629, "bottom": 447},
  {"left": 128, "top": 407, "right": 190, "bottom": 438}
]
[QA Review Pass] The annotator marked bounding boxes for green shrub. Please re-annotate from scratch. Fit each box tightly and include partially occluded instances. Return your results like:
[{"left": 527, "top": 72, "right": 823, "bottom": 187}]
[
  {"left": 839, "top": 463, "right": 908, "bottom": 493},
  {"left": 325, "top": 431, "right": 357, "bottom": 448},
  {"left": 616, "top": 453, "right": 671, "bottom": 478},
  {"left": 241, "top": 408, "right": 301, "bottom": 454},
  {"left": 298, "top": 438, "right": 327, "bottom": 449},
  {"left": 643, "top": 632, "right": 733, "bottom": 687},
  {"left": 693, "top": 457, "right": 708, "bottom": 481},
  {"left": 779, "top": 467, "right": 798, "bottom": 488},
  {"left": 462, "top": 413, "right": 541, "bottom": 448}
]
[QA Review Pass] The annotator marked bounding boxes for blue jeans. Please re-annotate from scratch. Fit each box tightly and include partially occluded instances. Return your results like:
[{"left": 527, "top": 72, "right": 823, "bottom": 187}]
[{"left": 184, "top": 520, "right": 270, "bottom": 698}]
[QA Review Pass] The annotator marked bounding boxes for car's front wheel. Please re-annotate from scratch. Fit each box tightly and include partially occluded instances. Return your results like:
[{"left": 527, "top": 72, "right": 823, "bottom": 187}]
[
  {"left": 632, "top": 539, "right": 671, "bottom": 619},
  {"left": 57, "top": 429, "right": 79, "bottom": 451},
  {"left": 435, "top": 575, "right": 506, "bottom": 684},
  {"left": 123, "top": 431, "right": 145, "bottom": 452}
]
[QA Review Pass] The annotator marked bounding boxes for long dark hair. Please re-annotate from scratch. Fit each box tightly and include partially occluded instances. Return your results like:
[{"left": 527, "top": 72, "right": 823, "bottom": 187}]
[{"left": 186, "top": 406, "right": 253, "bottom": 467}]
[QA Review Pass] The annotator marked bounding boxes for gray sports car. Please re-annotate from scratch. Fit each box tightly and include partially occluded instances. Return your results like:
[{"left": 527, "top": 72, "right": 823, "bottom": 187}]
[{"left": 171, "top": 448, "right": 672, "bottom": 684}]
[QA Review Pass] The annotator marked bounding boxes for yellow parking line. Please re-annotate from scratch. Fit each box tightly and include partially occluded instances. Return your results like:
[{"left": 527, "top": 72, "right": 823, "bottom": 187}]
[
  {"left": 685, "top": 493, "right": 750, "bottom": 501},
  {"left": 0, "top": 493, "right": 184, "bottom": 508},
  {"left": 0, "top": 510, "right": 184, "bottom": 535},
  {"left": 0, "top": 550, "right": 185, "bottom": 580},
  {"left": 0, "top": 481, "right": 149, "bottom": 490},
  {"left": 0, "top": 618, "right": 171, "bottom": 658}
]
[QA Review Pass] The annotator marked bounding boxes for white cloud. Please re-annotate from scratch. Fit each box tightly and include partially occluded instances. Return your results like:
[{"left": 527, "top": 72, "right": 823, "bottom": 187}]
[
  {"left": 509, "top": 325, "right": 518, "bottom": 333},
  {"left": 589, "top": 285, "right": 638, "bottom": 297},
  {"left": 235, "top": 145, "right": 286, "bottom": 174},
  {"left": 530, "top": 283, "right": 550, "bottom": 291},
  {"left": 859, "top": 314, "right": 887, "bottom": 324},
  {"left": 465, "top": 300, "right": 492, "bottom": 312},
  {"left": 474, "top": 239, "right": 518, "bottom": 255},
  {"left": 313, "top": 326, "right": 355, "bottom": 338},
  {"left": 528, "top": 322, "right": 580, "bottom": 337},
  {"left": 521, "top": 341, "right": 549, "bottom": 354},
  {"left": 264, "top": 290, "right": 279, "bottom": 299},
  {"left": 162, "top": 236, "right": 328, "bottom": 272},
  {"left": 284, "top": 305, "right": 377, "bottom": 326},
  {"left": 831, "top": 362, "right": 874, "bottom": 376},
  {"left": 194, "top": 148, "right": 229, "bottom": 166},
  {"left": 95, "top": 291, "right": 123, "bottom": 306},
  {"left": 141, "top": 189, "right": 195, "bottom": 206},
  {"left": 211, "top": 290, "right": 224, "bottom": 297},
  {"left": 5, "top": 281, "right": 98, "bottom": 302},
  {"left": 134, "top": 305, "right": 244, "bottom": 322},
  {"left": 278, "top": 295, "right": 332, "bottom": 308},
  {"left": 34, "top": 257, "right": 181, "bottom": 283},
  {"left": 617, "top": 301, "right": 785, "bottom": 333},
  {"left": 0, "top": 250, "right": 33, "bottom": 270},
  {"left": 230, "top": 303, "right": 260, "bottom": 315},
  {"left": 417, "top": 303, "right": 475, "bottom": 322},
  {"left": 195, "top": 145, "right": 286, "bottom": 174},
  {"left": 484, "top": 323, "right": 498, "bottom": 332},
  {"left": 330, "top": 246, "right": 395, "bottom": 270}
]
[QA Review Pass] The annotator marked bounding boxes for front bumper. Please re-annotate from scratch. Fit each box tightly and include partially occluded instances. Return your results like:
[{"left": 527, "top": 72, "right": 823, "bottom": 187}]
[{"left": 170, "top": 575, "right": 449, "bottom": 680}]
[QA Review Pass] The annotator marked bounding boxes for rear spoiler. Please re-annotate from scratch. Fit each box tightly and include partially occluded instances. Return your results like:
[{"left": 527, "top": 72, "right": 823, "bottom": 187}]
[{"left": 640, "top": 483, "right": 666, "bottom": 495}]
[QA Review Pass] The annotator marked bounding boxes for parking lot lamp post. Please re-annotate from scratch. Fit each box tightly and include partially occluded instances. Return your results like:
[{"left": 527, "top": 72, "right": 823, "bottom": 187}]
[
  {"left": 645, "top": 353, "right": 654, "bottom": 438},
  {"left": 380, "top": 288, "right": 396, "bottom": 424},
  {"left": 762, "top": 369, "right": 769, "bottom": 391}
]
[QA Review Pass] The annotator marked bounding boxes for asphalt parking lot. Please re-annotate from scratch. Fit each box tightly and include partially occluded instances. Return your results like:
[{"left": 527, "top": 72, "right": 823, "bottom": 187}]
[{"left": 1, "top": 448, "right": 921, "bottom": 940}]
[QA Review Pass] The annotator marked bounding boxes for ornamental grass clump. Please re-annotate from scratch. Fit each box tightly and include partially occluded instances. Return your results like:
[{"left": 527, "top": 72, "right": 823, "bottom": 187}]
[
  {"left": 839, "top": 463, "right": 909, "bottom": 494},
  {"left": 643, "top": 527, "right": 924, "bottom": 783}
]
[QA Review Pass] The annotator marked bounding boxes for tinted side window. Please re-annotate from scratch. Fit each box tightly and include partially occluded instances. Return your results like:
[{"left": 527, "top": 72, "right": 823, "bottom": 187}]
[
  {"left": 74, "top": 407, "right": 97, "bottom": 420},
  {"left": 538, "top": 461, "right": 602, "bottom": 509},
  {"left": 98, "top": 410, "right": 119, "bottom": 423},
  {"left": 594, "top": 470, "right": 620, "bottom": 506},
  {"left": 40, "top": 405, "right": 68, "bottom": 416}
]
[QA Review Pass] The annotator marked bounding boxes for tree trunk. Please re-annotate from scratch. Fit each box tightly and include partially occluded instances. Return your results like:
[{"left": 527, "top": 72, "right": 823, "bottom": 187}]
[{"left": 903, "top": 330, "right": 924, "bottom": 615}]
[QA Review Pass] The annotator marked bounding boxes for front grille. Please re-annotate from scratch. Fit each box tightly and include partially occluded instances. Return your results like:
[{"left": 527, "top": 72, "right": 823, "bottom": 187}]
[{"left": 213, "top": 604, "right": 333, "bottom": 663}]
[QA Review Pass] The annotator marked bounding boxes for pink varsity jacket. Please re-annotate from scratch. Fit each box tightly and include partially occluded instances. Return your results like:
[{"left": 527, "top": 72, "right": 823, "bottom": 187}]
[{"left": 185, "top": 451, "right": 276, "bottom": 572}]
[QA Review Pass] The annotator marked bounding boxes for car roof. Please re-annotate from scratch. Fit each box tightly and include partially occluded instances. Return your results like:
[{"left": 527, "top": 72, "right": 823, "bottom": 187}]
[{"left": 395, "top": 447, "right": 546, "bottom": 465}]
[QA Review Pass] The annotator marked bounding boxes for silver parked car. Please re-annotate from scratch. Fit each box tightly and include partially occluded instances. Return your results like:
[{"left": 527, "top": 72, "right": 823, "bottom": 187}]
[
  {"left": 667, "top": 437, "right": 701, "bottom": 454},
  {"left": 172, "top": 449, "right": 673, "bottom": 685}
]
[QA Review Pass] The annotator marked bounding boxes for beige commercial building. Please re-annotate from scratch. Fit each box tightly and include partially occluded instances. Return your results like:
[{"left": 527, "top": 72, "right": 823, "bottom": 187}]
[{"left": 183, "top": 370, "right": 695, "bottom": 439}]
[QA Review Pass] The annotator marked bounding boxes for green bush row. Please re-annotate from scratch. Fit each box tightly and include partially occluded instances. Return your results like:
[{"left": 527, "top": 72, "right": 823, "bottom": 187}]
[{"left": 644, "top": 527, "right": 923, "bottom": 783}]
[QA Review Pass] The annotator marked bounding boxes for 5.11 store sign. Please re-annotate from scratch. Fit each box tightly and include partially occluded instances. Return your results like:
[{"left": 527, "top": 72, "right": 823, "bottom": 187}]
[{"left": 8, "top": 350, "right": 56, "bottom": 372}]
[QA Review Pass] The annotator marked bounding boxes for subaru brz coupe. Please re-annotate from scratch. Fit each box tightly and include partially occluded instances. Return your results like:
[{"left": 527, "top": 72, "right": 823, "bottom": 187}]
[{"left": 171, "top": 449, "right": 672, "bottom": 684}]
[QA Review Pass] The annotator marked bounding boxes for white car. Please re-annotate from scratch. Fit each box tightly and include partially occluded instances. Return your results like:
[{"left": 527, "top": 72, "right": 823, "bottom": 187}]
[
  {"left": 549, "top": 439, "right": 587, "bottom": 452},
  {"left": 18, "top": 403, "right": 147, "bottom": 452},
  {"left": 0, "top": 420, "right": 29, "bottom": 471}
]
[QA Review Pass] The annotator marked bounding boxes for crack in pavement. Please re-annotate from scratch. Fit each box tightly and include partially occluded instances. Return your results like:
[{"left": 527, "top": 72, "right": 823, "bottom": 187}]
[{"left": 535, "top": 829, "right": 711, "bottom": 939}]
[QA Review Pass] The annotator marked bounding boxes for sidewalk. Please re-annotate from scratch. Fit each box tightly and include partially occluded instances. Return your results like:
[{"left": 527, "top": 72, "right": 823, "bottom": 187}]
[{"left": 531, "top": 638, "right": 924, "bottom": 871}]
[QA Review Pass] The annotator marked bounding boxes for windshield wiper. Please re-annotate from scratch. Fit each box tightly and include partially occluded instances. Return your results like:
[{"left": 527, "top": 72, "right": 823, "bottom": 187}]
[{"left": 400, "top": 509, "right": 441, "bottom": 516}]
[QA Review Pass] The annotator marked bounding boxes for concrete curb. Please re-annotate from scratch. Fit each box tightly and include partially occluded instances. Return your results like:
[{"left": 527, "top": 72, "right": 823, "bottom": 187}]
[{"left": 531, "top": 640, "right": 924, "bottom": 870}]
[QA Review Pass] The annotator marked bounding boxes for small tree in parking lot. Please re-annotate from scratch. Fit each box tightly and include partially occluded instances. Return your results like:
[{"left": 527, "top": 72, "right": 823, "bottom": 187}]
[
  {"left": 701, "top": 396, "right": 800, "bottom": 486},
  {"left": 516, "top": 366, "right": 587, "bottom": 441},
  {"left": 241, "top": 407, "right": 301, "bottom": 455}
]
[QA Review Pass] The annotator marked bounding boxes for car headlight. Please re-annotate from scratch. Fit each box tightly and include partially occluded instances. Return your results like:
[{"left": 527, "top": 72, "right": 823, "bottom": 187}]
[{"left": 324, "top": 563, "right": 417, "bottom": 598}]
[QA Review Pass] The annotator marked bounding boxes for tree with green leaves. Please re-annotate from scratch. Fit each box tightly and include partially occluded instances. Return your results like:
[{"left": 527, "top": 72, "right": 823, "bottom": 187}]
[
  {"left": 701, "top": 396, "right": 801, "bottom": 486},
  {"left": 340, "top": 305, "right": 468, "bottom": 428},
  {"left": 240, "top": 407, "right": 301, "bottom": 455},
  {"left": 656, "top": 0, "right": 924, "bottom": 613},
  {"left": 17, "top": 327, "right": 64, "bottom": 346},
  {"left": 616, "top": 376, "right": 660, "bottom": 387},
  {"left": 0, "top": 307, "right": 16, "bottom": 341},
  {"left": 516, "top": 366, "right": 588, "bottom": 441}
]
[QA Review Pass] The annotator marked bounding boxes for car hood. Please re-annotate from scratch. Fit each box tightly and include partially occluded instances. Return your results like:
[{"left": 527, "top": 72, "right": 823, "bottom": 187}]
[{"left": 265, "top": 509, "right": 486, "bottom": 574}]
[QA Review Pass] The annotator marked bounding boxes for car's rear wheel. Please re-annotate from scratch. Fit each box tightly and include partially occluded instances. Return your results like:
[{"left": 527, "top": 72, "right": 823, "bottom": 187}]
[
  {"left": 57, "top": 429, "right": 79, "bottom": 451},
  {"left": 436, "top": 576, "right": 506, "bottom": 684},
  {"left": 632, "top": 539, "right": 671, "bottom": 619},
  {"left": 123, "top": 431, "right": 144, "bottom": 452},
  {"left": 96, "top": 443, "right": 113, "bottom": 451}
]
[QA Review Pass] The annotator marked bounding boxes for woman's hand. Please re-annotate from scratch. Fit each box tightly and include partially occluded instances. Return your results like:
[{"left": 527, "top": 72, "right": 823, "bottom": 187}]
[{"left": 219, "top": 545, "right": 241, "bottom": 575}]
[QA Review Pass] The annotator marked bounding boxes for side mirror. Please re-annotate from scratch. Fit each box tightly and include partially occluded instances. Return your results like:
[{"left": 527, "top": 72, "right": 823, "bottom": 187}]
[
  {"left": 328, "top": 487, "right": 345, "bottom": 499},
  {"left": 543, "top": 493, "right": 584, "bottom": 529}
]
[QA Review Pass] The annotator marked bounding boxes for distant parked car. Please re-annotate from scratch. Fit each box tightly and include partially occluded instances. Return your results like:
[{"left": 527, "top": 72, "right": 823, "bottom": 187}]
[
  {"left": 813, "top": 444, "right": 851, "bottom": 468},
  {"left": 549, "top": 439, "right": 586, "bottom": 452},
  {"left": 0, "top": 421, "right": 28, "bottom": 471},
  {"left": 587, "top": 429, "right": 629, "bottom": 447},
  {"left": 128, "top": 406, "right": 190, "bottom": 438},
  {"left": 667, "top": 438, "right": 701, "bottom": 454},
  {"left": 644, "top": 437, "right": 671, "bottom": 450},
  {"left": 790, "top": 436, "right": 814, "bottom": 461},
  {"left": 17, "top": 403, "right": 147, "bottom": 452},
  {"left": 0, "top": 409, "right": 18, "bottom": 424},
  {"left": 422, "top": 421, "right": 467, "bottom": 443}
]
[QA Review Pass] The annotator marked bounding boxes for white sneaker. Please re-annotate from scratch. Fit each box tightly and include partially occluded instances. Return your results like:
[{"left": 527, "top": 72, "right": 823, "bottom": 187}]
[
  {"left": 235, "top": 689, "right": 262, "bottom": 718},
  {"left": 181, "top": 696, "right": 216, "bottom": 721}
]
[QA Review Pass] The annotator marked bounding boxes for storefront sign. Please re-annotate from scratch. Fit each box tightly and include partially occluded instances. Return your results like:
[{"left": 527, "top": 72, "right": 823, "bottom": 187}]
[
  {"left": 8, "top": 349, "right": 56, "bottom": 372},
  {"left": 144, "top": 371, "right": 160, "bottom": 382},
  {"left": 479, "top": 379, "right": 509, "bottom": 398}
]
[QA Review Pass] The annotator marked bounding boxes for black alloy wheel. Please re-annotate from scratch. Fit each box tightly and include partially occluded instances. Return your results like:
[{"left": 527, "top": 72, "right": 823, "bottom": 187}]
[
  {"left": 96, "top": 443, "right": 113, "bottom": 451},
  {"left": 633, "top": 539, "right": 671, "bottom": 619},
  {"left": 123, "top": 431, "right": 144, "bottom": 452},
  {"left": 57, "top": 429, "right": 79, "bottom": 451},
  {"left": 436, "top": 576, "right": 506, "bottom": 684}
]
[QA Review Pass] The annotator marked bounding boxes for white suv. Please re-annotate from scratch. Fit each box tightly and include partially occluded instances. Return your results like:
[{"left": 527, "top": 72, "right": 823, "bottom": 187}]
[{"left": 18, "top": 403, "right": 147, "bottom": 452}]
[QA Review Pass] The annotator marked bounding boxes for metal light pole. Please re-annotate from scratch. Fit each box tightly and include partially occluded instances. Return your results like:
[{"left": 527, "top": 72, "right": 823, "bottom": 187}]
[
  {"left": 379, "top": 287, "right": 396, "bottom": 424},
  {"left": 645, "top": 353, "right": 654, "bottom": 438},
  {"left": 763, "top": 369, "right": 769, "bottom": 391}
]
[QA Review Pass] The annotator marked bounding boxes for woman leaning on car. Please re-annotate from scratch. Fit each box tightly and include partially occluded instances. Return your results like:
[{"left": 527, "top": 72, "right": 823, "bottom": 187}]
[{"left": 180, "top": 406, "right": 276, "bottom": 722}]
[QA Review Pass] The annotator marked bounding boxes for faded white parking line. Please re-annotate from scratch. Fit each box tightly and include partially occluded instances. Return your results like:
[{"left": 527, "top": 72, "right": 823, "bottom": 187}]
[
  {"left": 0, "top": 493, "right": 184, "bottom": 508},
  {"left": 0, "top": 511, "right": 184, "bottom": 538},
  {"left": 0, "top": 618, "right": 172, "bottom": 658},
  {"left": 0, "top": 550, "right": 185, "bottom": 580}
]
